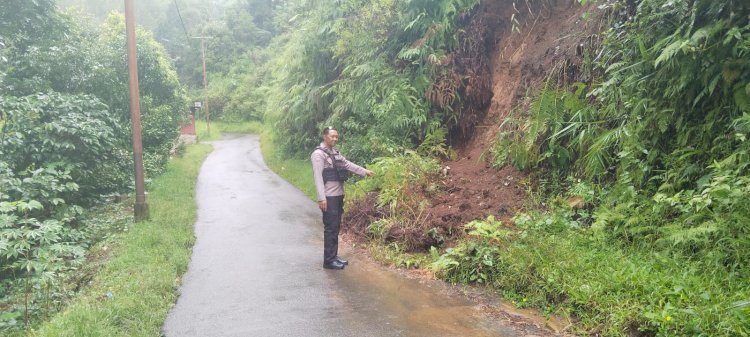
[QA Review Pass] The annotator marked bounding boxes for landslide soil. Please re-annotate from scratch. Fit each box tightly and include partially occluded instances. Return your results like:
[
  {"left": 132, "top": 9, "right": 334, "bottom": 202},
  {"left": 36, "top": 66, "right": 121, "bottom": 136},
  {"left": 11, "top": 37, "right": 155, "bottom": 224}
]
[{"left": 345, "top": 0, "right": 603, "bottom": 253}]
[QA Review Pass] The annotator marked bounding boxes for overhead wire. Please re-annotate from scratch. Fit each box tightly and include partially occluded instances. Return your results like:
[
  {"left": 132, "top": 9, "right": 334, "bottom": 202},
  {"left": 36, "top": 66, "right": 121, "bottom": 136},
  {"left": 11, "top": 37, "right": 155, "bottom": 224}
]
[{"left": 173, "top": 0, "right": 191, "bottom": 44}]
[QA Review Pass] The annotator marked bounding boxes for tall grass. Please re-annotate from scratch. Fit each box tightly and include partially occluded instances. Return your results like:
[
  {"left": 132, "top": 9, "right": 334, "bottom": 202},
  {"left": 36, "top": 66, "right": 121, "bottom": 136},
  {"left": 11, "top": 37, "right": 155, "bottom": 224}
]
[{"left": 29, "top": 144, "right": 212, "bottom": 337}]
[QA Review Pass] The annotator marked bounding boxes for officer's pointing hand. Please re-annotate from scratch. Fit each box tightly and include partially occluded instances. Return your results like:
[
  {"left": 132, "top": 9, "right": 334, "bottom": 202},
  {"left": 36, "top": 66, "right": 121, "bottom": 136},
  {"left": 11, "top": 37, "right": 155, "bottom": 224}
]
[{"left": 364, "top": 170, "right": 374, "bottom": 177}]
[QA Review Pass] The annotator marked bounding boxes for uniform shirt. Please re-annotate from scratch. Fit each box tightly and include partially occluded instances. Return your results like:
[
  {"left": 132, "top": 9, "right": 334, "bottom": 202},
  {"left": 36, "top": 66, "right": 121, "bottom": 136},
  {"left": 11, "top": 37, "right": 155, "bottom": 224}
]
[{"left": 311, "top": 142, "right": 368, "bottom": 201}]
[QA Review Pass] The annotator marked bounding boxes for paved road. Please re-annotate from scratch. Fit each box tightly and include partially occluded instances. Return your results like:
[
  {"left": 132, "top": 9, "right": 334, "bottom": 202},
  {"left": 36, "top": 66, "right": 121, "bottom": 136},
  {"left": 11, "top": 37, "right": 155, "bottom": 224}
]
[{"left": 162, "top": 134, "right": 529, "bottom": 337}]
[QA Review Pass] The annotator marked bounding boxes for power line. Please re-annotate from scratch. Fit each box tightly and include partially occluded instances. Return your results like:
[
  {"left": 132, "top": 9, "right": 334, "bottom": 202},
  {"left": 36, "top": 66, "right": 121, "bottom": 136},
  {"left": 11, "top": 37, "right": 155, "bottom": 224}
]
[{"left": 173, "top": 0, "right": 191, "bottom": 43}]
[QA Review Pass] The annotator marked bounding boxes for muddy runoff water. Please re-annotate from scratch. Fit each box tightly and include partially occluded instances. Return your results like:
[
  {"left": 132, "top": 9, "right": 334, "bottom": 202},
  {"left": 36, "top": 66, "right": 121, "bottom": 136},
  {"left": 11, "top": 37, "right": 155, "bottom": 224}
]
[
  {"left": 163, "top": 134, "right": 557, "bottom": 337},
  {"left": 328, "top": 246, "right": 522, "bottom": 337}
]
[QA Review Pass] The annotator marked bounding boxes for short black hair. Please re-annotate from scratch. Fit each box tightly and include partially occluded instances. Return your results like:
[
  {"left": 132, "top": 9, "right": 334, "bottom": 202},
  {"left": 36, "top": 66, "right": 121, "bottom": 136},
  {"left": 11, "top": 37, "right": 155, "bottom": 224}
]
[{"left": 323, "top": 126, "right": 337, "bottom": 135}]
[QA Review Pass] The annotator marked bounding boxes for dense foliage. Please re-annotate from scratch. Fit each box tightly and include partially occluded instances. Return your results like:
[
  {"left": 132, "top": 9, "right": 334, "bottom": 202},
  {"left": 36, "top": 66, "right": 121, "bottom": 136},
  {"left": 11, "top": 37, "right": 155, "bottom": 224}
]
[
  {"left": 495, "top": 0, "right": 750, "bottom": 270},
  {"left": 432, "top": 210, "right": 750, "bottom": 336},
  {"left": 265, "top": 0, "right": 486, "bottom": 163},
  {"left": 1, "top": 0, "right": 187, "bottom": 330},
  {"left": 478, "top": 0, "right": 750, "bottom": 335},
  {"left": 200, "top": 0, "right": 279, "bottom": 122},
  {"left": 63, "top": 0, "right": 489, "bottom": 160},
  {"left": 0, "top": 94, "right": 127, "bottom": 199},
  {"left": 2, "top": 5, "right": 187, "bottom": 178}
]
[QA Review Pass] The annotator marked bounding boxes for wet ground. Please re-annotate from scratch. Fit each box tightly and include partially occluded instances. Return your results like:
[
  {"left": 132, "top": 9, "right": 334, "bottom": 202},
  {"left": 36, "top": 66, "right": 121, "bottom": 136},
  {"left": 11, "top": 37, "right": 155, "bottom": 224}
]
[{"left": 162, "top": 134, "right": 556, "bottom": 337}]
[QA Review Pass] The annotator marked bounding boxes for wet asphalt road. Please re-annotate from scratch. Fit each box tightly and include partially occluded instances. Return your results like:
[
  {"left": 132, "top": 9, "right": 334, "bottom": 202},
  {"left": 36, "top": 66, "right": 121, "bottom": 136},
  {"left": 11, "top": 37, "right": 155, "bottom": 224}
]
[{"left": 162, "top": 134, "right": 525, "bottom": 337}]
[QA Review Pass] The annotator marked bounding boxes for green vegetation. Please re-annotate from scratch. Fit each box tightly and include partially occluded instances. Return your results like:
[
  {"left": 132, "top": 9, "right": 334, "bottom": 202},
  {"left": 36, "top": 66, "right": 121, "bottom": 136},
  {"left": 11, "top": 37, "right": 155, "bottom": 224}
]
[
  {"left": 0, "top": 94, "right": 126, "bottom": 200},
  {"left": 28, "top": 144, "right": 211, "bottom": 337},
  {"left": 0, "top": 170, "right": 126, "bottom": 331},
  {"left": 432, "top": 211, "right": 749, "bottom": 335},
  {"left": 348, "top": 149, "right": 443, "bottom": 248},
  {"left": 1, "top": 4, "right": 188, "bottom": 173},
  {"left": 3, "top": 0, "right": 749, "bottom": 335},
  {"left": 1, "top": 0, "right": 190, "bottom": 332},
  {"left": 264, "top": 0, "right": 487, "bottom": 164},
  {"left": 471, "top": 0, "right": 750, "bottom": 335}
]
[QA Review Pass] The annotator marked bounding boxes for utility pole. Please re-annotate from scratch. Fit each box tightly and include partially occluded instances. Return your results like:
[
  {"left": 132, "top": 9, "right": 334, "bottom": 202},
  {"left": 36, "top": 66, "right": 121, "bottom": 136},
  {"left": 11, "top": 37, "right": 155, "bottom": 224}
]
[
  {"left": 125, "top": 0, "right": 149, "bottom": 221},
  {"left": 191, "top": 36, "right": 212, "bottom": 136}
]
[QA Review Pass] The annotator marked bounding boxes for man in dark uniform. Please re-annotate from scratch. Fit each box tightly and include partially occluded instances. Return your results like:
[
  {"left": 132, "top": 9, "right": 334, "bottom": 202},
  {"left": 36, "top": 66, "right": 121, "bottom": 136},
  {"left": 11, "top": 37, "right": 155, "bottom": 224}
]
[{"left": 311, "top": 126, "right": 373, "bottom": 269}]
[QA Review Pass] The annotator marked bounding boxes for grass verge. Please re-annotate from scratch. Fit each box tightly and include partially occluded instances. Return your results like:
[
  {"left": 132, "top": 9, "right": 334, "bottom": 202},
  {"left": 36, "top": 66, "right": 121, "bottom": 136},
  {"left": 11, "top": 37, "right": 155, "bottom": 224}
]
[
  {"left": 195, "top": 120, "right": 263, "bottom": 141},
  {"left": 29, "top": 143, "right": 212, "bottom": 337}
]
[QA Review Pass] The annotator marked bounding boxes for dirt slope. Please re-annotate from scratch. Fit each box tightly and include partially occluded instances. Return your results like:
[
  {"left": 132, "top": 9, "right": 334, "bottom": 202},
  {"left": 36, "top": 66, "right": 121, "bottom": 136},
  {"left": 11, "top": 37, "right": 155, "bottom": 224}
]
[
  {"left": 435, "top": 0, "right": 603, "bottom": 228},
  {"left": 345, "top": 0, "right": 602, "bottom": 251}
]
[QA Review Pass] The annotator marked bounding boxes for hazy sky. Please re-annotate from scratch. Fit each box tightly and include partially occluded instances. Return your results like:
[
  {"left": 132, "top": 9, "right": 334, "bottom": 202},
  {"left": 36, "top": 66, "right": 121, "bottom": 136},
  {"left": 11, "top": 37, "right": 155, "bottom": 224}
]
[{"left": 55, "top": 0, "right": 231, "bottom": 31}]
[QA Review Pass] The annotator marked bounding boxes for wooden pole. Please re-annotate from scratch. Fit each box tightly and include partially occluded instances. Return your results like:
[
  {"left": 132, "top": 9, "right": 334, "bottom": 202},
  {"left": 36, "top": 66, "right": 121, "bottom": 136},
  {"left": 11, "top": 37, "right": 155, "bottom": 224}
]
[
  {"left": 125, "top": 0, "right": 149, "bottom": 221},
  {"left": 201, "top": 38, "right": 210, "bottom": 135},
  {"left": 190, "top": 36, "right": 212, "bottom": 136}
]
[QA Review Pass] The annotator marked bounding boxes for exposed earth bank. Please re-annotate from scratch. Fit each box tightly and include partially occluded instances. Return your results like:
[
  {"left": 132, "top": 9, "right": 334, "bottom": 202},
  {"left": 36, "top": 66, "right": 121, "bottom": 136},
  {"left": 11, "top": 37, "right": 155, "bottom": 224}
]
[{"left": 346, "top": 0, "right": 600, "bottom": 251}]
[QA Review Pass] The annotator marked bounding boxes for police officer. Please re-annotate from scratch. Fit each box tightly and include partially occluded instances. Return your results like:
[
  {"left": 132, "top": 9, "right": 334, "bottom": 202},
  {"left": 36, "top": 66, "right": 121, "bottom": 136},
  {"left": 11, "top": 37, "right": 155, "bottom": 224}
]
[{"left": 311, "top": 126, "right": 373, "bottom": 269}]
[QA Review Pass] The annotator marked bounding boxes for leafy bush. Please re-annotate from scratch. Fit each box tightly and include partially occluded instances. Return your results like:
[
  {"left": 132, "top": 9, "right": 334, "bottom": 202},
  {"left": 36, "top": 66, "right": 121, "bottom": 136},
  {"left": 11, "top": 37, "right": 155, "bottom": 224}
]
[
  {"left": 0, "top": 93, "right": 133, "bottom": 329},
  {"left": 0, "top": 3, "right": 189, "bottom": 331},
  {"left": 89, "top": 13, "right": 187, "bottom": 157},
  {"left": 0, "top": 0, "right": 69, "bottom": 95},
  {"left": 493, "top": 85, "right": 601, "bottom": 175},
  {"left": 356, "top": 150, "right": 441, "bottom": 211},
  {"left": 2, "top": 7, "right": 188, "bottom": 182},
  {"left": 430, "top": 216, "right": 511, "bottom": 284},
  {"left": 0, "top": 93, "right": 130, "bottom": 202},
  {"left": 348, "top": 148, "right": 441, "bottom": 249},
  {"left": 588, "top": 0, "right": 750, "bottom": 192},
  {"left": 0, "top": 161, "right": 85, "bottom": 328},
  {"left": 591, "top": 148, "right": 750, "bottom": 268}
]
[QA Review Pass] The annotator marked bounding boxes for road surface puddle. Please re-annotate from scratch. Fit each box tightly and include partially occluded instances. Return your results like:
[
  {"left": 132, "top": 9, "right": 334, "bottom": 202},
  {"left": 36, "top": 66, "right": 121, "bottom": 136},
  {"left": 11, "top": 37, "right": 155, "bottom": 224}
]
[{"left": 325, "top": 249, "right": 553, "bottom": 337}]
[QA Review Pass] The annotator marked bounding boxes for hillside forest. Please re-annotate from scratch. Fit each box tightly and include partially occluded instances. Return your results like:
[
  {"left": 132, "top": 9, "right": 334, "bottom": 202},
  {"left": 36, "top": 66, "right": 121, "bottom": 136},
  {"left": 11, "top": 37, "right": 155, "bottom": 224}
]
[{"left": 1, "top": 0, "right": 749, "bottom": 336}]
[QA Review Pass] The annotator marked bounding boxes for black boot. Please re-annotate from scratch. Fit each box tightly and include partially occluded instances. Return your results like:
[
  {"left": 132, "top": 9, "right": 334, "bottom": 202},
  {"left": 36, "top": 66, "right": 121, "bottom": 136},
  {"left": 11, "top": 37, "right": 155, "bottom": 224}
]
[
  {"left": 335, "top": 256, "right": 348, "bottom": 265},
  {"left": 323, "top": 260, "right": 346, "bottom": 269}
]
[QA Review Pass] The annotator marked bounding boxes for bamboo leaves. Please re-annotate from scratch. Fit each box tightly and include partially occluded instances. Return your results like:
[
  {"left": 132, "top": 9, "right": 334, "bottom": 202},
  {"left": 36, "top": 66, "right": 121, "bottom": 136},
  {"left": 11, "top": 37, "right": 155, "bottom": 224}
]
[{"left": 268, "top": 0, "right": 482, "bottom": 163}]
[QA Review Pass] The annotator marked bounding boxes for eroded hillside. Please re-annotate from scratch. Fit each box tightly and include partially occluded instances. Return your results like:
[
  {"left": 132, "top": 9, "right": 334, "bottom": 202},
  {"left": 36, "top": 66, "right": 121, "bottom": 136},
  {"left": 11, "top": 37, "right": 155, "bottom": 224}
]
[{"left": 345, "top": 0, "right": 602, "bottom": 250}]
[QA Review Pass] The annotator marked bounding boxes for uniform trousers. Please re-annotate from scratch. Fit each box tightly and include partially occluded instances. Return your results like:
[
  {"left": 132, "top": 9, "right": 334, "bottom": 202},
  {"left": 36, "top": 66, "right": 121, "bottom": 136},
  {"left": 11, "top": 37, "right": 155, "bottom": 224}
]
[{"left": 322, "top": 195, "right": 344, "bottom": 264}]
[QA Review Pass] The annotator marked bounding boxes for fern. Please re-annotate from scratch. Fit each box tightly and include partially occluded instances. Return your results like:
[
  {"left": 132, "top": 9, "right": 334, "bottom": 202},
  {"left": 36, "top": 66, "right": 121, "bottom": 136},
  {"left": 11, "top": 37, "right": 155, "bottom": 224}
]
[{"left": 653, "top": 38, "right": 686, "bottom": 68}]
